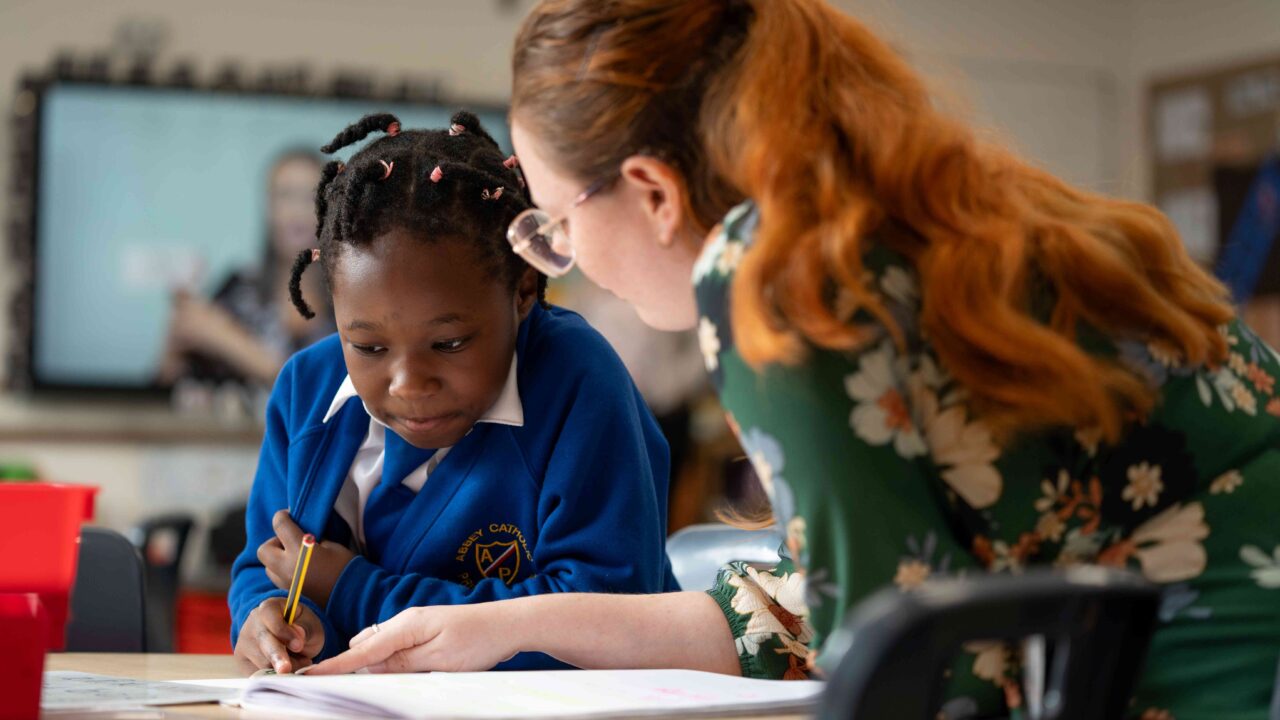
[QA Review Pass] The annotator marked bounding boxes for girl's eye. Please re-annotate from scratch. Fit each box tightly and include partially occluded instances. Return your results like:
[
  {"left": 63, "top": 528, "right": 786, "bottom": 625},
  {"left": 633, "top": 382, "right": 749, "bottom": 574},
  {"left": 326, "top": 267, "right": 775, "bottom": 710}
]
[
  {"left": 434, "top": 336, "right": 470, "bottom": 353},
  {"left": 351, "top": 343, "right": 386, "bottom": 356}
]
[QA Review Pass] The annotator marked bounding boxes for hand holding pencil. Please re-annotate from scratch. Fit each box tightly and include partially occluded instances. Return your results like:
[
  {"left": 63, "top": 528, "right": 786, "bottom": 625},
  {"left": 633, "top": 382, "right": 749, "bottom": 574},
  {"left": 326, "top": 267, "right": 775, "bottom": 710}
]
[
  {"left": 258, "top": 510, "right": 357, "bottom": 607},
  {"left": 233, "top": 511, "right": 334, "bottom": 676},
  {"left": 233, "top": 594, "right": 327, "bottom": 676}
]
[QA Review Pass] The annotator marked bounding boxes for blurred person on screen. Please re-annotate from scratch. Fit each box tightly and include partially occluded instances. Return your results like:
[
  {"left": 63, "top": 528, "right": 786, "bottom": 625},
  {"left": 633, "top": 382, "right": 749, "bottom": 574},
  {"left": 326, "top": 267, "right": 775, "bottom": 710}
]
[{"left": 158, "top": 150, "right": 335, "bottom": 389}]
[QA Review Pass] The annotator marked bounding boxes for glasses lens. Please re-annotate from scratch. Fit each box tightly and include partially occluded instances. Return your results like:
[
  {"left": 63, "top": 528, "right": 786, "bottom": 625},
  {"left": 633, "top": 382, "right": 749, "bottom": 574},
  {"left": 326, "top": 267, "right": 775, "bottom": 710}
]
[{"left": 507, "top": 210, "right": 575, "bottom": 277}]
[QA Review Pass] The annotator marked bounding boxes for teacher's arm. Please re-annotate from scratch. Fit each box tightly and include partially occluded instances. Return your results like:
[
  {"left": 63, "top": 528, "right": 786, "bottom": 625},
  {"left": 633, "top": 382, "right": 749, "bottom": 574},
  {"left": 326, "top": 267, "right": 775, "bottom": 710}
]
[{"left": 307, "top": 591, "right": 739, "bottom": 676}]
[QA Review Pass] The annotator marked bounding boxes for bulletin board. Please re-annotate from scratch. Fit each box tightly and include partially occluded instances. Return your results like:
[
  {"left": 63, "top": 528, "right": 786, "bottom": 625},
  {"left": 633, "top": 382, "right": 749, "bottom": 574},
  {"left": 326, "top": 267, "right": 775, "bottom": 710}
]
[{"left": 1149, "top": 54, "right": 1280, "bottom": 343}]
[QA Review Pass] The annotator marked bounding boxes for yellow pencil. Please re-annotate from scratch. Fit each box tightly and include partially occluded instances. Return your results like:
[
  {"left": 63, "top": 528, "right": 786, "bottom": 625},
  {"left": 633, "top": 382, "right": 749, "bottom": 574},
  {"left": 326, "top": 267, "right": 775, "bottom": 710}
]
[{"left": 282, "top": 534, "right": 316, "bottom": 625}]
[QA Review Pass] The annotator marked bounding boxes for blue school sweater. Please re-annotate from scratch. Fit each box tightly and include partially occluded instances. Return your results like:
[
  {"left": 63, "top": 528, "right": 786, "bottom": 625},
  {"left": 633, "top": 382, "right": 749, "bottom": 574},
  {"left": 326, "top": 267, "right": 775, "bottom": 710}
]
[{"left": 229, "top": 304, "right": 679, "bottom": 667}]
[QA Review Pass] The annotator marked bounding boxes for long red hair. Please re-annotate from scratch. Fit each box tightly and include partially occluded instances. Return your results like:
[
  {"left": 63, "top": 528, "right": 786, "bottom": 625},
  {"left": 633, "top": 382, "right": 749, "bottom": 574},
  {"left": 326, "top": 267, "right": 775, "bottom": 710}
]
[{"left": 513, "top": 0, "right": 1232, "bottom": 443}]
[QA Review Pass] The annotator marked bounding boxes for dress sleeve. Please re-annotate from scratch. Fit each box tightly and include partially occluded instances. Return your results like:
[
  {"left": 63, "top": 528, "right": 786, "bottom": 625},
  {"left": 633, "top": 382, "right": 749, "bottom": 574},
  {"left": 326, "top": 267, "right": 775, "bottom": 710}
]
[{"left": 706, "top": 559, "right": 815, "bottom": 680}]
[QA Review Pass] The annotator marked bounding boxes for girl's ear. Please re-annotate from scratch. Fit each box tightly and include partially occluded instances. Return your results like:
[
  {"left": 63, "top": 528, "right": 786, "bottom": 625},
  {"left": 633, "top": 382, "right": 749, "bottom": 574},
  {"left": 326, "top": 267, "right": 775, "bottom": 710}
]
[{"left": 514, "top": 266, "right": 539, "bottom": 321}]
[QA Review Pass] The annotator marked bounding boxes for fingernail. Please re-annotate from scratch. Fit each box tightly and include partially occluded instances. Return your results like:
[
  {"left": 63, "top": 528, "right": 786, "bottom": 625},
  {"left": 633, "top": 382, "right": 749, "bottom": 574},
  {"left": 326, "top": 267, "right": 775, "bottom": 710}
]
[{"left": 290, "top": 638, "right": 304, "bottom": 652}]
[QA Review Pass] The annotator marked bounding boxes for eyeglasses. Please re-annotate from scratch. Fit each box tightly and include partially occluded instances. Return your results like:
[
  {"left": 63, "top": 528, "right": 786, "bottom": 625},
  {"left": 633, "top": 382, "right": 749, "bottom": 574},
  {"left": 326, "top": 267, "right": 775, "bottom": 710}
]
[{"left": 506, "top": 176, "right": 613, "bottom": 278}]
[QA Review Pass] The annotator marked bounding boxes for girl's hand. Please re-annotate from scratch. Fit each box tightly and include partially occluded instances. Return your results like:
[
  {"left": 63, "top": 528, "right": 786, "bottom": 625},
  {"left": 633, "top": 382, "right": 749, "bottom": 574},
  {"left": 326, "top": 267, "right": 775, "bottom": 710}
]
[
  {"left": 257, "top": 510, "right": 356, "bottom": 608},
  {"left": 305, "top": 604, "right": 523, "bottom": 675},
  {"left": 233, "top": 597, "right": 326, "bottom": 675}
]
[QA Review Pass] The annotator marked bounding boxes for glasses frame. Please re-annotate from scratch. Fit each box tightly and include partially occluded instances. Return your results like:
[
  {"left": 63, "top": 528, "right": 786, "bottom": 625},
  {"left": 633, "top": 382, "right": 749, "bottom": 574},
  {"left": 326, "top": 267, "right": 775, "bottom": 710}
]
[{"left": 506, "top": 175, "right": 615, "bottom": 278}]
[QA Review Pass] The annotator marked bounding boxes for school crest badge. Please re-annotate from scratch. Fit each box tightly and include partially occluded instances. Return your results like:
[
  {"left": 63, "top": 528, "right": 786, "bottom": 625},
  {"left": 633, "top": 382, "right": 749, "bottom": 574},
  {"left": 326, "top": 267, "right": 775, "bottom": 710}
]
[{"left": 475, "top": 539, "right": 521, "bottom": 585}]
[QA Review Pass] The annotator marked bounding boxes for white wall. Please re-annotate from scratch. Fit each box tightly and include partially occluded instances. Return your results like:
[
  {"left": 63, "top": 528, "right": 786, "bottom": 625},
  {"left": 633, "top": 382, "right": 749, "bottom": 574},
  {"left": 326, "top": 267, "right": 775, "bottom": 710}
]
[
  {"left": 829, "top": 0, "right": 1280, "bottom": 200},
  {"left": 838, "top": 0, "right": 1130, "bottom": 193},
  {"left": 1129, "top": 0, "right": 1280, "bottom": 71}
]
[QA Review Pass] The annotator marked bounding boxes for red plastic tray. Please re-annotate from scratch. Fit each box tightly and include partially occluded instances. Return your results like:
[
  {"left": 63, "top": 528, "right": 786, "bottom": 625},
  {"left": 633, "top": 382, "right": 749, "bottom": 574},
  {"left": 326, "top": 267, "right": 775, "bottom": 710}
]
[{"left": 0, "top": 483, "right": 97, "bottom": 650}]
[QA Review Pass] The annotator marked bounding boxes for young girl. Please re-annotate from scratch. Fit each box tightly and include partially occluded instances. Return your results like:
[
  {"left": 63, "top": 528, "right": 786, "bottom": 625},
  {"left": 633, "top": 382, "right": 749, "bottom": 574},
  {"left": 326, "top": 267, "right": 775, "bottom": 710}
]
[{"left": 229, "top": 111, "right": 678, "bottom": 675}]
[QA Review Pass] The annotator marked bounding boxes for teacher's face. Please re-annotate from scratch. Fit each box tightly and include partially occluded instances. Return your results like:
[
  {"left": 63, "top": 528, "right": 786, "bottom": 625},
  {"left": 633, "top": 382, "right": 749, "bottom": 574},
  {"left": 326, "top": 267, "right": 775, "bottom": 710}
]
[{"left": 511, "top": 120, "right": 703, "bottom": 331}]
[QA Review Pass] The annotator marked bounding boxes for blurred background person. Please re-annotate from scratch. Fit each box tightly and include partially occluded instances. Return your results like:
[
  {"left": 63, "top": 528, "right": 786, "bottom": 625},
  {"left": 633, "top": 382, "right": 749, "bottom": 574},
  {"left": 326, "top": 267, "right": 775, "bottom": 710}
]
[{"left": 157, "top": 149, "right": 333, "bottom": 390}]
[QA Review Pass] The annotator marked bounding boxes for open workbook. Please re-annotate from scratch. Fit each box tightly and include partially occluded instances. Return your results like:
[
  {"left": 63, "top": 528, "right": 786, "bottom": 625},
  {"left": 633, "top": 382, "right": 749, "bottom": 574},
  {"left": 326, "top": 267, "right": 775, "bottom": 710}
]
[{"left": 230, "top": 669, "right": 824, "bottom": 719}]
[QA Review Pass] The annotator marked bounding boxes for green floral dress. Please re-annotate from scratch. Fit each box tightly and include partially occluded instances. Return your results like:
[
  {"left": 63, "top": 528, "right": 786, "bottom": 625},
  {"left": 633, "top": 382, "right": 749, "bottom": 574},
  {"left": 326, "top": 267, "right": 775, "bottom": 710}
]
[{"left": 698, "top": 201, "right": 1280, "bottom": 720}]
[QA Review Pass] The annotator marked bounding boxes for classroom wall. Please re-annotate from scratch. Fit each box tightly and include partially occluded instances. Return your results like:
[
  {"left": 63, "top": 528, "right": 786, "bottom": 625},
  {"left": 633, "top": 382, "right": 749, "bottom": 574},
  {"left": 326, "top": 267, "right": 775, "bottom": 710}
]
[
  {"left": 846, "top": 0, "right": 1280, "bottom": 201},
  {"left": 1, "top": 0, "right": 1276, "bottom": 561},
  {"left": 1121, "top": 0, "right": 1280, "bottom": 199},
  {"left": 838, "top": 0, "right": 1130, "bottom": 194}
]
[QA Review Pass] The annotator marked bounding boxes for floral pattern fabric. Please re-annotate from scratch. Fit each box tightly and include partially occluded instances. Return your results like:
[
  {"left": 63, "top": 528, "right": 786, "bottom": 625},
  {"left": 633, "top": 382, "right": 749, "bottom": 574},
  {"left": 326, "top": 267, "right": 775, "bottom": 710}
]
[{"left": 699, "top": 201, "right": 1280, "bottom": 719}]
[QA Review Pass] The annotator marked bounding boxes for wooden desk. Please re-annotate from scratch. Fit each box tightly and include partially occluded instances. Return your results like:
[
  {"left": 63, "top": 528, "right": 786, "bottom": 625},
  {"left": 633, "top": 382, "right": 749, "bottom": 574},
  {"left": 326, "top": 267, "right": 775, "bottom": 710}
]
[{"left": 45, "top": 654, "right": 811, "bottom": 719}]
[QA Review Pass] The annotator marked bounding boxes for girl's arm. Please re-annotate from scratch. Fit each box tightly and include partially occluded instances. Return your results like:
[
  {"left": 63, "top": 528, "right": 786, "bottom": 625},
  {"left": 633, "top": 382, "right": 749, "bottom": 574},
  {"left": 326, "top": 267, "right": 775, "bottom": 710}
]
[
  {"left": 229, "top": 357, "right": 341, "bottom": 662},
  {"left": 307, "top": 591, "right": 741, "bottom": 676}
]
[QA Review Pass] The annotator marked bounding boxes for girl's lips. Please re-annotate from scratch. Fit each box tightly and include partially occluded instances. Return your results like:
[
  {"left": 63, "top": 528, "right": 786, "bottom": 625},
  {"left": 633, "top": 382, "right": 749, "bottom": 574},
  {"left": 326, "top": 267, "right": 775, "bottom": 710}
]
[{"left": 396, "top": 413, "right": 459, "bottom": 434}]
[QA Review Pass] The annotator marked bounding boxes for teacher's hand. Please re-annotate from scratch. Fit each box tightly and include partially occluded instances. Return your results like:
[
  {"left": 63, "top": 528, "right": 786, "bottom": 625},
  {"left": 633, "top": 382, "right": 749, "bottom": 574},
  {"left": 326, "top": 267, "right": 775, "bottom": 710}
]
[{"left": 306, "top": 604, "right": 521, "bottom": 675}]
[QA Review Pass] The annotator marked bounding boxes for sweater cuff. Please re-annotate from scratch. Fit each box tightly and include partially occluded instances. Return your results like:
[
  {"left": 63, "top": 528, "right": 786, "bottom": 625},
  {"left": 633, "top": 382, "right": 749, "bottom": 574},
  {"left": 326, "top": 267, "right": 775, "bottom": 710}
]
[
  {"left": 325, "top": 554, "right": 380, "bottom": 640},
  {"left": 297, "top": 595, "right": 341, "bottom": 661}
]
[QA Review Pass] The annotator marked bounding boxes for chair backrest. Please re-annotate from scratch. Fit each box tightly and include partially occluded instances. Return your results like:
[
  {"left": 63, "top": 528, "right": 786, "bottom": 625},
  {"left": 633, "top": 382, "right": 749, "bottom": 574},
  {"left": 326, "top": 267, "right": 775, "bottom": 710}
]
[
  {"left": 1271, "top": 653, "right": 1280, "bottom": 720},
  {"left": 131, "top": 513, "right": 194, "bottom": 652},
  {"left": 65, "top": 527, "right": 147, "bottom": 652},
  {"left": 208, "top": 502, "right": 247, "bottom": 570},
  {"left": 818, "top": 567, "right": 1160, "bottom": 720},
  {"left": 666, "top": 523, "right": 783, "bottom": 591}
]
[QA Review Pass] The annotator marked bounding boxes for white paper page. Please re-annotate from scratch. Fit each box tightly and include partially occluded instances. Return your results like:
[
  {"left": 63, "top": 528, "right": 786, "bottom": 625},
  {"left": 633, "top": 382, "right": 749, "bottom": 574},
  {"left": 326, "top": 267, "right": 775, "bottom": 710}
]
[
  {"left": 41, "top": 671, "right": 239, "bottom": 711},
  {"left": 172, "top": 678, "right": 253, "bottom": 689},
  {"left": 240, "top": 669, "right": 824, "bottom": 720}
]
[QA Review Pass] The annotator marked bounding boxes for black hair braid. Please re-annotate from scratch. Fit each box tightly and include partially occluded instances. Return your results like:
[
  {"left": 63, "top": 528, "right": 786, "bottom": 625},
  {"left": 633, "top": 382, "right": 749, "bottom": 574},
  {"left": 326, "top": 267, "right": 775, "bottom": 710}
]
[
  {"left": 288, "top": 249, "right": 316, "bottom": 319},
  {"left": 430, "top": 161, "right": 517, "bottom": 200},
  {"left": 320, "top": 112, "right": 400, "bottom": 154},
  {"left": 448, "top": 111, "right": 502, "bottom": 153},
  {"left": 314, "top": 160, "right": 344, "bottom": 239},
  {"left": 335, "top": 159, "right": 394, "bottom": 241},
  {"left": 289, "top": 110, "right": 549, "bottom": 320}
]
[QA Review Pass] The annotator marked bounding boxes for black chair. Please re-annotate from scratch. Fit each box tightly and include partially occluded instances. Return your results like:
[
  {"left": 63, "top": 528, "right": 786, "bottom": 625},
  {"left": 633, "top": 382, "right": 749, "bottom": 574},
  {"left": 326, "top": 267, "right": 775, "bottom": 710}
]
[
  {"left": 818, "top": 567, "right": 1160, "bottom": 720},
  {"left": 1271, "top": 654, "right": 1280, "bottom": 720},
  {"left": 131, "top": 513, "right": 195, "bottom": 652},
  {"left": 65, "top": 527, "right": 147, "bottom": 652},
  {"left": 208, "top": 503, "right": 247, "bottom": 570}
]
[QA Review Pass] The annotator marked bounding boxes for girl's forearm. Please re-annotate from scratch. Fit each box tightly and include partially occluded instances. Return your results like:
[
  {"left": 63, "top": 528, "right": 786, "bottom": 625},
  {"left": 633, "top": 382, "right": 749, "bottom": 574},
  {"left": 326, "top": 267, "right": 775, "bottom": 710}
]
[{"left": 508, "top": 591, "right": 741, "bottom": 675}]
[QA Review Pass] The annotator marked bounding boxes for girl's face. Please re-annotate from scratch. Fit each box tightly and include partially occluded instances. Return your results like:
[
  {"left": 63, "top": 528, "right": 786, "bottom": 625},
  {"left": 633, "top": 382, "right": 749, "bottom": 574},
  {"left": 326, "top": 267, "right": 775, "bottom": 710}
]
[
  {"left": 511, "top": 120, "right": 703, "bottom": 332},
  {"left": 330, "top": 229, "right": 537, "bottom": 449},
  {"left": 270, "top": 158, "right": 323, "bottom": 259}
]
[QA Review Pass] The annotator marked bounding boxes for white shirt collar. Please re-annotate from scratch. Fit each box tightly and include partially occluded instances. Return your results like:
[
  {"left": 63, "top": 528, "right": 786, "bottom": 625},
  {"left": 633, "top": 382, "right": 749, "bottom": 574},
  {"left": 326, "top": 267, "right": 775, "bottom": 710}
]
[{"left": 322, "top": 355, "right": 524, "bottom": 428}]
